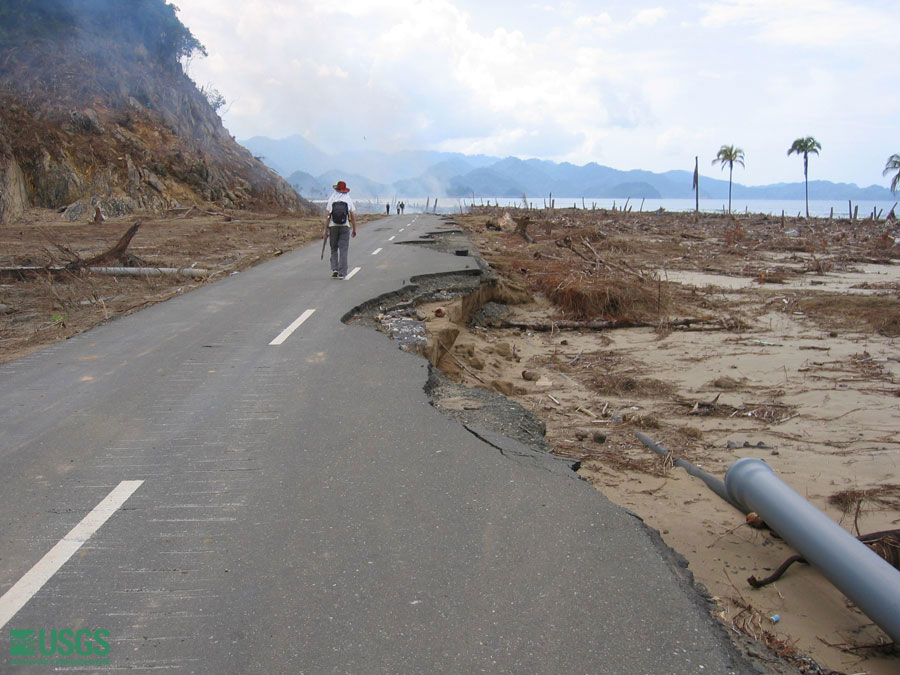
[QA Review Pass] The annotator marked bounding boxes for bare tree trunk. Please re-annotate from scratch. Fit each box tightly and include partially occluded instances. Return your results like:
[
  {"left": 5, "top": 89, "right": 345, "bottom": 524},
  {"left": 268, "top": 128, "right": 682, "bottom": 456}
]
[
  {"left": 67, "top": 220, "right": 142, "bottom": 270},
  {"left": 728, "top": 165, "right": 733, "bottom": 214},
  {"left": 804, "top": 154, "right": 810, "bottom": 219},
  {"left": 513, "top": 216, "right": 534, "bottom": 243}
]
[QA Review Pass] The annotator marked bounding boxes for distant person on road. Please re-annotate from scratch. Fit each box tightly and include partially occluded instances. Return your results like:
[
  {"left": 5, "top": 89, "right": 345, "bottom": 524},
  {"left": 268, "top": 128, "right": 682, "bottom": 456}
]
[
  {"left": 386, "top": 203, "right": 390, "bottom": 215},
  {"left": 322, "top": 180, "right": 357, "bottom": 279},
  {"left": 398, "top": 201, "right": 405, "bottom": 214}
]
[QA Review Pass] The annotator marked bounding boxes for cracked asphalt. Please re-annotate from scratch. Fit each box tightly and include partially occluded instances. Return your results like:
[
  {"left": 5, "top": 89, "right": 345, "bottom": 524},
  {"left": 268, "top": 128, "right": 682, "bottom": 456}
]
[{"left": 0, "top": 214, "right": 760, "bottom": 673}]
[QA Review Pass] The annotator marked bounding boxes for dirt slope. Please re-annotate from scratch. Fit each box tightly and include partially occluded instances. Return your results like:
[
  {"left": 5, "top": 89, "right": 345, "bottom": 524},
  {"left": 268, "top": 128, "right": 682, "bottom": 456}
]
[{"left": 0, "top": 0, "right": 313, "bottom": 224}]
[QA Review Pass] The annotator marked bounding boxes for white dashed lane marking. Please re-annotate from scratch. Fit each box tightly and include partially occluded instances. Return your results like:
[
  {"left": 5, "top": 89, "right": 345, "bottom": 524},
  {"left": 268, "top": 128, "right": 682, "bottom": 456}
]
[
  {"left": 345, "top": 267, "right": 361, "bottom": 281},
  {"left": 0, "top": 480, "right": 144, "bottom": 629},
  {"left": 269, "top": 309, "right": 316, "bottom": 346},
  {"left": 371, "top": 248, "right": 383, "bottom": 256}
]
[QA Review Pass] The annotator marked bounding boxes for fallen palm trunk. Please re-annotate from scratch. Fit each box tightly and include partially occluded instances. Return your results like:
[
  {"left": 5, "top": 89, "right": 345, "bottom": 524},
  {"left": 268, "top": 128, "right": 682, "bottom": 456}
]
[
  {"left": 0, "top": 266, "right": 211, "bottom": 279},
  {"left": 726, "top": 458, "right": 900, "bottom": 643},
  {"left": 499, "top": 317, "right": 728, "bottom": 332},
  {"left": 86, "top": 266, "right": 209, "bottom": 278},
  {"left": 0, "top": 266, "right": 208, "bottom": 279}
]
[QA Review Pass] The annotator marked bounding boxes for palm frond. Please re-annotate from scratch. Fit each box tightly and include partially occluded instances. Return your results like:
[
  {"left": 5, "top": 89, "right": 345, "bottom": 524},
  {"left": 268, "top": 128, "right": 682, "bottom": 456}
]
[
  {"left": 886, "top": 154, "right": 900, "bottom": 193},
  {"left": 712, "top": 144, "right": 744, "bottom": 167},
  {"left": 883, "top": 154, "right": 900, "bottom": 176},
  {"left": 788, "top": 136, "right": 821, "bottom": 156}
]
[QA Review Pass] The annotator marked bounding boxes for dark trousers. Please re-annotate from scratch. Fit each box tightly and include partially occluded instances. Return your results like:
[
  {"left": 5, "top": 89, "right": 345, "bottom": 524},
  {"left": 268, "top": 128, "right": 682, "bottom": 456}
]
[{"left": 329, "top": 226, "right": 350, "bottom": 276}]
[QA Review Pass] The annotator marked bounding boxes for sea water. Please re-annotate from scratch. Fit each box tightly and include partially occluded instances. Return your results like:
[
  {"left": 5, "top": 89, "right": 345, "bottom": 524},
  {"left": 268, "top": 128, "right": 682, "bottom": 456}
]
[{"left": 355, "top": 197, "right": 898, "bottom": 219}]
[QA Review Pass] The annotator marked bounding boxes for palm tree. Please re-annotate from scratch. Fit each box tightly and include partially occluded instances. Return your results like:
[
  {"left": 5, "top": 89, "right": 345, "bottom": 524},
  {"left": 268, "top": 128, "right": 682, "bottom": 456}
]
[
  {"left": 712, "top": 145, "right": 745, "bottom": 214},
  {"left": 787, "top": 136, "right": 821, "bottom": 218},
  {"left": 884, "top": 154, "right": 900, "bottom": 193}
]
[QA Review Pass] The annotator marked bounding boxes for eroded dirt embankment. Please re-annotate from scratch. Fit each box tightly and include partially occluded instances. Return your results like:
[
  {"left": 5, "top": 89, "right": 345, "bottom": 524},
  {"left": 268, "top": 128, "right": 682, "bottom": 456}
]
[{"left": 344, "top": 264, "right": 556, "bottom": 453}]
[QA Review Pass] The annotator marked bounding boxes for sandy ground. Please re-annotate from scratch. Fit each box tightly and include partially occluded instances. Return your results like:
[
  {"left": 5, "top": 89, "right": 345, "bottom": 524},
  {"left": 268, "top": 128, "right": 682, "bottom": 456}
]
[
  {"left": 416, "top": 209, "right": 900, "bottom": 675},
  {"left": 3, "top": 206, "right": 899, "bottom": 674}
]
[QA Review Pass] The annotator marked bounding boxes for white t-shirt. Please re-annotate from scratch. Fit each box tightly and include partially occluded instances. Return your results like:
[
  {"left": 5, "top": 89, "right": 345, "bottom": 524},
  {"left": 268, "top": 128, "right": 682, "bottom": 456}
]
[{"left": 326, "top": 191, "right": 356, "bottom": 227}]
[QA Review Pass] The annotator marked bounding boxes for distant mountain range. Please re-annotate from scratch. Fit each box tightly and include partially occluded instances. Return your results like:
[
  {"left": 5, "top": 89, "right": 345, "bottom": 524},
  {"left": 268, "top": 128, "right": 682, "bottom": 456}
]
[{"left": 240, "top": 135, "right": 896, "bottom": 202}]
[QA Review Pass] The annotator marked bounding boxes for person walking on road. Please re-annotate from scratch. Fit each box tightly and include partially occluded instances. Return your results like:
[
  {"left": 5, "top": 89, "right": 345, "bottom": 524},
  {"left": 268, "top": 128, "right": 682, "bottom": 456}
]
[{"left": 322, "top": 180, "right": 357, "bottom": 279}]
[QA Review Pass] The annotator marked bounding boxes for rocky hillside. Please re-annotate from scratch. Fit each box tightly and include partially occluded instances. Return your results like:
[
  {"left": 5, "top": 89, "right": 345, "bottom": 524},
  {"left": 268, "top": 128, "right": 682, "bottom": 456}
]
[{"left": 0, "top": 0, "right": 314, "bottom": 224}]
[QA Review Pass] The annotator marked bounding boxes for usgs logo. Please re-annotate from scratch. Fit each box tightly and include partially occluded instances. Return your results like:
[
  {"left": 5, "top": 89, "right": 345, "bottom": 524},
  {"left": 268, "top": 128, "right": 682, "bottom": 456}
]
[{"left": 10, "top": 628, "right": 110, "bottom": 657}]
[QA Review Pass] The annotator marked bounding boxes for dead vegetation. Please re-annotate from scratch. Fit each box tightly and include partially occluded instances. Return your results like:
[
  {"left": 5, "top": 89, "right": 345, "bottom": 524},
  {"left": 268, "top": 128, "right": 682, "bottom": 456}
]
[
  {"left": 541, "top": 348, "right": 676, "bottom": 399},
  {"left": 436, "top": 206, "right": 900, "bottom": 674},
  {"left": 789, "top": 293, "right": 900, "bottom": 336},
  {"left": 721, "top": 580, "right": 835, "bottom": 675},
  {"left": 829, "top": 485, "right": 900, "bottom": 524},
  {"left": 478, "top": 212, "right": 709, "bottom": 323},
  {"left": 586, "top": 370, "right": 674, "bottom": 399},
  {"left": 673, "top": 396, "right": 799, "bottom": 423}
]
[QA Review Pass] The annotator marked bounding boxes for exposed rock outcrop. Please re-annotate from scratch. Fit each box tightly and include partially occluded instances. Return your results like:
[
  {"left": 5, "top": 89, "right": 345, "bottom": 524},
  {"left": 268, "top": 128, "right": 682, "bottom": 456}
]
[
  {"left": 0, "top": 3, "right": 314, "bottom": 223},
  {"left": 0, "top": 120, "right": 30, "bottom": 223}
]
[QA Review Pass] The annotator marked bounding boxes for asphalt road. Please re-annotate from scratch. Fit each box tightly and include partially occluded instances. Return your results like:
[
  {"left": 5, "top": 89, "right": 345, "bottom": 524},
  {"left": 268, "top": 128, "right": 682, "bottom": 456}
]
[{"left": 0, "top": 214, "right": 755, "bottom": 673}]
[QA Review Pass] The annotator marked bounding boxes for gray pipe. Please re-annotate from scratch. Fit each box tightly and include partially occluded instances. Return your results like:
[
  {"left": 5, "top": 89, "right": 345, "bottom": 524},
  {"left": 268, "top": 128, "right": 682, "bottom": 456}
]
[
  {"left": 634, "top": 432, "right": 746, "bottom": 513},
  {"left": 725, "top": 458, "right": 900, "bottom": 643}
]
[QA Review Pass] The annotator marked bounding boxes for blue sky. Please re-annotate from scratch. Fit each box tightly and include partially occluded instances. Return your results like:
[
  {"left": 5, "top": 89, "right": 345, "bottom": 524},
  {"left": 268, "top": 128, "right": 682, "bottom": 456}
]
[{"left": 176, "top": 0, "right": 898, "bottom": 188}]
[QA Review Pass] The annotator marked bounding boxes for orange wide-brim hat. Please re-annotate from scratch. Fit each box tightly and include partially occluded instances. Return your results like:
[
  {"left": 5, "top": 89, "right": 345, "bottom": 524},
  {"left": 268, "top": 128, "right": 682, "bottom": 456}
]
[{"left": 333, "top": 181, "right": 350, "bottom": 193}]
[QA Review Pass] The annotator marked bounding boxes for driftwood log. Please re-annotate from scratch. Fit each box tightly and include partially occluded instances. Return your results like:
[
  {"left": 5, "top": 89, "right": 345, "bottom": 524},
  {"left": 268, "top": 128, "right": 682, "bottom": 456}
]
[
  {"left": 66, "top": 219, "right": 142, "bottom": 270},
  {"left": 0, "top": 220, "right": 146, "bottom": 280},
  {"left": 748, "top": 529, "right": 900, "bottom": 588},
  {"left": 498, "top": 317, "right": 728, "bottom": 332}
]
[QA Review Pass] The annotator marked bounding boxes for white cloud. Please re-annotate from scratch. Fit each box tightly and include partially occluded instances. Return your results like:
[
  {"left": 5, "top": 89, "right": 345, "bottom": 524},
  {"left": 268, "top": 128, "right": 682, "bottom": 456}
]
[
  {"left": 174, "top": 0, "right": 899, "bottom": 188},
  {"left": 574, "top": 6, "right": 667, "bottom": 36},
  {"left": 632, "top": 7, "right": 668, "bottom": 26},
  {"left": 289, "top": 59, "right": 349, "bottom": 80},
  {"left": 575, "top": 13, "right": 614, "bottom": 30},
  {"left": 700, "top": 0, "right": 898, "bottom": 47}
]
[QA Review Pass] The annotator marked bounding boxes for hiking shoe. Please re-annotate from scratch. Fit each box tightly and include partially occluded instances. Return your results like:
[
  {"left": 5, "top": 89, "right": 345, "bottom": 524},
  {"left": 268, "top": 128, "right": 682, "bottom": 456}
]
[{"left": 332, "top": 270, "right": 339, "bottom": 278}]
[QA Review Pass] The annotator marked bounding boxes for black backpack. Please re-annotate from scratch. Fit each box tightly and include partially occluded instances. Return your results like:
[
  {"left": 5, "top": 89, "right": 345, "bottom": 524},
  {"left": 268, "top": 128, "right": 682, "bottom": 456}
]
[{"left": 331, "top": 201, "right": 349, "bottom": 224}]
